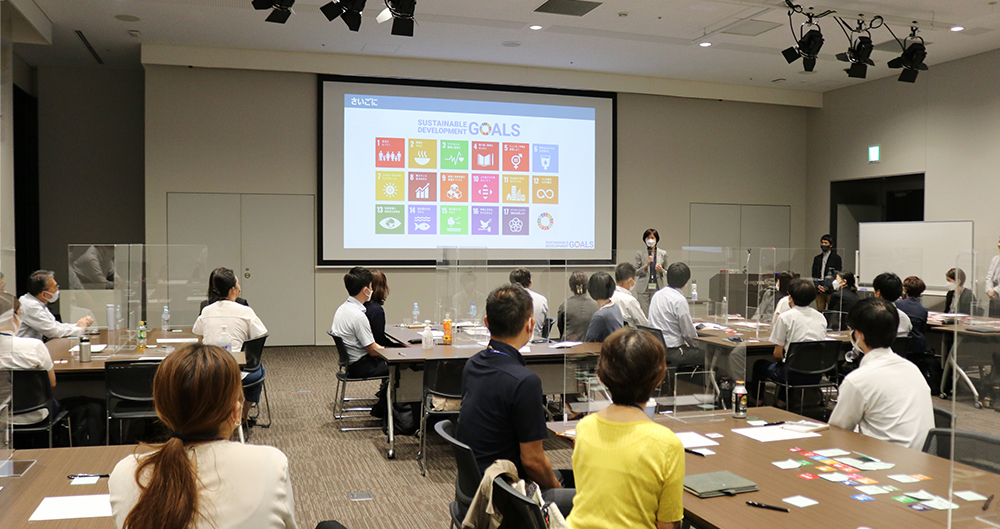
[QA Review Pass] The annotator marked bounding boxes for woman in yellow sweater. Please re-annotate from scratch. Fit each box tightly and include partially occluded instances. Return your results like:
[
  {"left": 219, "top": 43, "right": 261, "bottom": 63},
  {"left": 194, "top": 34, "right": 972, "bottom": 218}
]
[{"left": 567, "top": 327, "right": 685, "bottom": 529}]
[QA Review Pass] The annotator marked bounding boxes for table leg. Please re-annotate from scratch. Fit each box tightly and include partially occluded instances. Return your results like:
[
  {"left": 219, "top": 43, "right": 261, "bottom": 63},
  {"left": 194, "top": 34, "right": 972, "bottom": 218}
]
[
  {"left": 386, "top": 365, "right": 396, "bottom": 459},
  {"left": 942, "top": 334, "right": 983, "bottom": 408}
]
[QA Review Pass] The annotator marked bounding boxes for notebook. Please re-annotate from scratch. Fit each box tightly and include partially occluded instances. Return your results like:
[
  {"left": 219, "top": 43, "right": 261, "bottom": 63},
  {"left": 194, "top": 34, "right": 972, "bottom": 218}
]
[{"left": 684, "top": 471, "right": 759, "bottom": 498}]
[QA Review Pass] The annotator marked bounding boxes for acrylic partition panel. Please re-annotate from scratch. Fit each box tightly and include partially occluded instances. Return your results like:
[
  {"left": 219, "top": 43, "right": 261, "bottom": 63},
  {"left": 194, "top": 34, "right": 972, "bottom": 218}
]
[
  {"left": 433, "top": 248, "right": 492, "bottom": 350},
  {"left": 144, "top": 244, "right": 209, "bottom": 330},
  {"left": 557, "top": 253, "right": 617, "bottom": 420},
  {"left": 64, "top": 245, "right": 117, "bottom": 329},
  {"left": 0, "top": 334, "right": 11, "bottom": 462},
  {"left": 946, "top": 249, "right": 1000, "bottom": 529}
]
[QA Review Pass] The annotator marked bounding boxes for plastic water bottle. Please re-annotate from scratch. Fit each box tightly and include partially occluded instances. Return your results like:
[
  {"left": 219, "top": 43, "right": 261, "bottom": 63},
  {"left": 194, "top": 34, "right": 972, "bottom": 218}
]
[
  {"left": 219, "top": 325, "right": 232, "bottom": 353},
  {"left": 421, "top": 324, "right": 434, "bottom": 350},
  {"left": 469, "top": 302, "right": 477, "bottom": 320},
  {"left": 161, "top": 305, "right": 171, "bottom": 332},
  {"left": 443, "top": 313, "right": 453, "bottom": 345},
  {"left": 691, "top": 281, "right": 698, "bottom": 301},
  {"left": 412, "top": 303, "right": 420, "bottom": 324},
  {"left": 106, "top": 304, "right": 116, "bottom": 332},
  {"left": 137, "top": 321, "right": 148, "bottom": 353},
  {"left": 732, "top": 380, "right": 748, "bottom": 418}
]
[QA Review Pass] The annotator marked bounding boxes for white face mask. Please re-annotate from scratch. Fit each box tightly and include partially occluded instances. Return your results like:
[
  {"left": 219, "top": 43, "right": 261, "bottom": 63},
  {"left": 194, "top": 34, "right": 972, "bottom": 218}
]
[
  {"left": 646, "top": 239, "right": 656, "bottom": 248},
  {"left": 832, "top": 279, "right": 842, "bottom": 290},
  {"left": 365, "top": 287, "right": 373, "bottom": 302},
  {"left": 46, "top": 289, "right": 60, "bottom": 303},
  {"left": 946, "top": 282, "right": 956, "bottom": 291},
  {"left": 846, "top": 330, "right": 861, "bottom": 362}
]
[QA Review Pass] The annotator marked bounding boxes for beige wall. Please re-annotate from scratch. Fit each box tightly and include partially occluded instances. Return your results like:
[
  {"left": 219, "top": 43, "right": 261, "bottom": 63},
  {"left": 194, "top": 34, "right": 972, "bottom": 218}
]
[
  {"left": 145, "top": 65, "right": 809, "bottom": 344},
  {"left": 37, "top": 66, "right": 145, "bottom": 280},
  {"left": 806, "top": 47, "right": 1000, "bottom": 282}
]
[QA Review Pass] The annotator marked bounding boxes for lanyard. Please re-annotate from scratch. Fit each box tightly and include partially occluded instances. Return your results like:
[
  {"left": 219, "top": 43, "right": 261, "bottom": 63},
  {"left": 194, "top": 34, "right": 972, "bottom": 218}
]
[{"left": 487, "top": 346, "right": 512, "bottom": 358}]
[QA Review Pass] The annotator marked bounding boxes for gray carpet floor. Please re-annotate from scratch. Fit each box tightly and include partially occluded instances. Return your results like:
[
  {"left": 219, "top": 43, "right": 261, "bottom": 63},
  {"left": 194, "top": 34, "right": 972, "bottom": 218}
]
[{"left": 250, "top": 346, "right": 1000, "bottom": 529}]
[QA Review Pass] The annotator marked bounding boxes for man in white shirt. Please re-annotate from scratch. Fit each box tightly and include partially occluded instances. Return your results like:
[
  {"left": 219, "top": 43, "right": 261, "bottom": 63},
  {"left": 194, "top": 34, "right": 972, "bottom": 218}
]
[
  {"left": 611, "top": 263, "right": 648, "bottom": 328},
  {"left": 648, "top": 262, "right": 706, "bottom": 368},
  {"left": 830, "top": 298, "right": 934, "bottom": 449},
  {"left": 872, "top": 272, "right": 913, "bottom": 338},
  {"left": 17, "top": 270, "right": 93, "bottom": 341},
  {"left": 331, "top": 267, "right": 387, "bottom": 417},
  {"left": 0, "top": 295, "right": 59, "bottom": 425},
  {"left": 750, "top": 279, "right": 829, "bottom": 402},
  {"left": 510, "top": 268, "right": 548, "bottom": 337}
]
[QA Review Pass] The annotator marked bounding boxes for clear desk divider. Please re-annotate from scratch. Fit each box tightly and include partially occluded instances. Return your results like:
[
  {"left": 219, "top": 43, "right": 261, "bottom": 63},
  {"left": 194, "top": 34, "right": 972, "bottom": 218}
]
[
  {"left": 948, "top": 249, "right": 999, "bottom": 529},
  {"left": 435, "top": 247, "right": 490, "bottom": 348},
  {"left": 0, "top": 334, "right": 12, "bottom": 462},
  {"left": 558, "top": 252, "right": 617, "bottom": 422}
]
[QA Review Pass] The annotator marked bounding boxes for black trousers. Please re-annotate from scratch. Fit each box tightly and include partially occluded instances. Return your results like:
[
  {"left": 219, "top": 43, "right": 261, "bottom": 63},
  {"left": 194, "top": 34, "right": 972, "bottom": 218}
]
[{"left": 347, "top": 355, "right": 389, "bottom": 417}]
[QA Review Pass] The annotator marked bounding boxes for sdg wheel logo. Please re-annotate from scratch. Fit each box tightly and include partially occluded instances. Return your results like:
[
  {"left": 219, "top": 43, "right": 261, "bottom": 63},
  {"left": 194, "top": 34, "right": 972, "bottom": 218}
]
[{"left": 537, "top": 212, "right": 554, "bottom": 231}]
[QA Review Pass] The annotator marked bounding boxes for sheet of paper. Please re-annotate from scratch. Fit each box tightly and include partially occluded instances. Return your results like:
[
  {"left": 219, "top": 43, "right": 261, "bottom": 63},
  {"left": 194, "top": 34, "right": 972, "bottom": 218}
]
[
  {"left": 746, "top": 420, "right": 768, "bottom": 426},
  {"left": 772, "top": 459, "right": 802, "bottom": 470},
  {"left": 813, "top": 448, "right": 851, "bottom": 457},
  {"left": 782, "top": 495, "right": 818, "bottom": 508},
  {"left": 69, "top": 344, "right": 108, "bottom": 353},
  {"left": 904, "top": 490, "right": 936, "bottom": 501},
  {"left": 691, "top": 448, "right": 716, "bottom": 456},
  {"left": 819, "top": 472, "right": 849, "bottom": 482},
  {"left": 857, "top": 461, "right": 895, "bottom": 471},
  {"left": 855, "top": 485, "right": 891, "bottom": 495},
  {"left": 518, "top": 344, "right": 531, "bottom": 353},
  {"left": 888, "top": 474, "right": 921, "bottom": 483},
  {"left": 549, "top": 341, "right": 582, "bottom": 348},
  {"left": 921, "top": 497, "right": 959, "bottom": 510},
  {"left": 70, "top": 476, "right": 100, "bottom": 485},
  {"left": 29, "top": 494, "right": 112, "bottom": 521},
  {"left": 673, "top": 431, "right": 720, "bottom": 449},
  {"left": 731, "top": 425, "right": 822, "bottom": 443},
  {"left": 954, "top": 491, "right": 988, "bottom": 502},
  {"left": 156, "top": 338, "right": 198, "bottom": 344},
  {"left": 705, "top": 433, "right": 724, "bottom": 438}
]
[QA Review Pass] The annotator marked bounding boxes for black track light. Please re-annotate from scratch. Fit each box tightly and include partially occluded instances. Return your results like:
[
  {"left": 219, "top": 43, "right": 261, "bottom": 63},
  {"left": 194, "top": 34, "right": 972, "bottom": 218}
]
[
  {"left": 320, "top": 1, "right": 345, "bottom": 21},
  {"left": 251, "top": 0, "right": 294, "bottom": 23},
  {"left": 322, "top": 0, "right": 366, "bottom": 31},
  {"left": 388, "top": 0, "right": 416, "bottom": 37},
  {"left": 836, "top": 35, "right": 875, "bottom": 79},
  {"left": 782, "top": 27, "right": 824, "bottom": 72},
  {"left": 888, "top": 30, "right": 928, "bottom": 83}
]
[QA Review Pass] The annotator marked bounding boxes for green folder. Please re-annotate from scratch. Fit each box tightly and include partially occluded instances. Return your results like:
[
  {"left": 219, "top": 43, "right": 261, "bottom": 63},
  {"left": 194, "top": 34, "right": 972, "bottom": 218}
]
[{"left": 684, "top": 470, "right": 759, "bottom": 498}]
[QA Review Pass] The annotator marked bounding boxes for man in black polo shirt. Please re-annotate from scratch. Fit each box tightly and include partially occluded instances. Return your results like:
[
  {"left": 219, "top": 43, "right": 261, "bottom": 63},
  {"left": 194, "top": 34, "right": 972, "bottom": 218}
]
[{"left": 458, "top": 283, "right": 574, "bottom": 515}]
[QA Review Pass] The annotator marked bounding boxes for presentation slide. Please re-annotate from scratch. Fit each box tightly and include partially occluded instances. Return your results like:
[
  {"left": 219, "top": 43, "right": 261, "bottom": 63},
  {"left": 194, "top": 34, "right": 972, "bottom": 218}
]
[{"left": 319, "top": 77, "right": 615, "bottom": 265}]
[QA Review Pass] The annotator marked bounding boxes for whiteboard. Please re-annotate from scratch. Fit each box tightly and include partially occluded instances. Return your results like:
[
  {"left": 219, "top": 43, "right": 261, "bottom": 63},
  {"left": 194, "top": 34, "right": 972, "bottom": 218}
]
[{"left": 858, "top": 221, "right": 974, "bottom": 290}]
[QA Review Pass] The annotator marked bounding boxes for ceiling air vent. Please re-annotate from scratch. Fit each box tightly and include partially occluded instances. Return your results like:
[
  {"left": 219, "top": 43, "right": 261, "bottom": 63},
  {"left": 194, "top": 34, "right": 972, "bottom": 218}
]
[
  {"left": 534, "top": 0, "right": 601, "bottom": 17},
  {"left": 75, "top": 30, "right": 104, "bottom": 65}
]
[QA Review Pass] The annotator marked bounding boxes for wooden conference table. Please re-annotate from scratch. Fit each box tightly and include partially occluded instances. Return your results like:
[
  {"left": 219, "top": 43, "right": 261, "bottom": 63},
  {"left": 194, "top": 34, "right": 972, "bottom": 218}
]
[
  {"left": 550, "top": 407, "right": 1000, "bottom": 529},
  {"left": 0, "top": 445, "right": 147, "bottom": 529}
]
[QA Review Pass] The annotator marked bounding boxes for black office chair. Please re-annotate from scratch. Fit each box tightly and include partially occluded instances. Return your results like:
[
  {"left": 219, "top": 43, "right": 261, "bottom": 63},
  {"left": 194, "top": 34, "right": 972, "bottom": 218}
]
[
  {"left": 767, "top": 341, "right": 842, "bottom": 418},
  {"left": 328, "top": 330, "right": 388, "bottom": 431},
  {"left": 417, "top": 358, "right": 466, "bottom": 477},
  {"left": 890, "top": 336, "right": 912, "bottom": 356},
  {"left": 242, "top": 333, "right": 271, "bottom": 428},
  {"left": 105, "top": 360, "right": 161, "bottom": 445},
  {"left": 491, "top": 476, "right": 547, "bottom": 529},
  {"left": 933, "top": 405, "right": 955, "bottom": 429},
  {"left": 638, "top": 325, "right": 708, "bottom": 396},
  {"left": 435, "top": 419, "right": 482, "bottom": 529},
  {"left": 541, "top": 318, "right": 556, "bottom": 340},
  {"left": 12, "top": 370, "right": 72, "bottom": 448},
  {"left": 922, "top": 428, "right": 1000, "bottom": 475}
]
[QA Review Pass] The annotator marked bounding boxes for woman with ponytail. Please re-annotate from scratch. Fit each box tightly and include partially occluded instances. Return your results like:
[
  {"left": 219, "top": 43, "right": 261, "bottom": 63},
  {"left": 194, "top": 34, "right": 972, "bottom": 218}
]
[
  {"left": 556, "top": 270, "right": 599, "bottom": 341},
  {"left": 109, "top": 344, "right": 296, "bottom": 529}
]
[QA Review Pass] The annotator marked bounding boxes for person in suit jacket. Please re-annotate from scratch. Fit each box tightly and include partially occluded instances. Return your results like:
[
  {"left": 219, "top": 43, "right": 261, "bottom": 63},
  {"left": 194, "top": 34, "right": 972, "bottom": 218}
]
[
  {"left": 897, "top": 276, "right": 929, "bottom": 354},
  {"left": 945, "top": 268, "right": 977, "bottom": 315},
  {"left": 812, "top": 234, "right": 842, "bottom": 311},
  {"left": 827, "top": 271, "right": 860, "bottom": 331},
  {"left": 634, "top": 228, "right": 668, "bottom": 315}
]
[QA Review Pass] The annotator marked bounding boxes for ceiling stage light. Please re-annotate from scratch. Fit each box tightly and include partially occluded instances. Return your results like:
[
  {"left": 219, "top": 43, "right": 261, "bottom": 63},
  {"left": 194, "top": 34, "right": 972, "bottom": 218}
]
[
  {"left": 888, "top": 30, "right": 928, "bottom": 83},
  {"left": 836, "top": 35, "right": 874, "bottom": 78}
]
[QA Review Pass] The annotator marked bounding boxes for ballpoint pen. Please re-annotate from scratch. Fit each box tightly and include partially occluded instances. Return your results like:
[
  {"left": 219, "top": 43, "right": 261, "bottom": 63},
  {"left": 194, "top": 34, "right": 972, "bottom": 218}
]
[
  {"left": 746, "top": 501, "right": 789, "bottom": 513},
  {"left": 684, "top": 448, "right": 706, "bottom": 457},
  {"left": 68, "top": 474, "right": 110, "bottom": 479},
  {"left": 764, "top": 421, "right": 785, "bottom": 426},
  {"left": 984, "top": 494, "right": 994, "bottom": 511}
]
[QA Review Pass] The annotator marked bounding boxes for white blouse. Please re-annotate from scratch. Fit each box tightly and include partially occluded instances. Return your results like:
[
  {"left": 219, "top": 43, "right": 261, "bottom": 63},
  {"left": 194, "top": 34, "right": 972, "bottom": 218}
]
[
  {"left": 110, "top": 441, "right": 297, "bottom": 529},
  {"left": 193, "top": 300, "right": 268, "bottom": 353}
]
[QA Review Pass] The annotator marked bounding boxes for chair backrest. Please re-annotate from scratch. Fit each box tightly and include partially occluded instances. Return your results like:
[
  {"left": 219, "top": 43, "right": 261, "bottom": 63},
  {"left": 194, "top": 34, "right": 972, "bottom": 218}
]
[
  {"left": 434, "top": 419, "right": 482, "bottom": 506},
  {"left": 105, "top": 361, "right": 161, "bottom": 402},
  {"left": 638, "top": 325, "right": 668, "bottom": 351},
  {"left": 242, "top": 333, "right": 269, "bottom": 371},
  {"left": 327, "top": 330, "right": 351, "bottom": 368},
  {"left": 423, "top": 359, "right": 466, "bottom": 399},
  {"left": 784, "top": 341, "right": 842, "bottom": 376},
  {"left": 933, "top": 406, "right": 955, "bottom": 429},
  {"left": 541, "top": 318, "right": 555, "bottom": 339},
  {"left": 922, "top": 428, "right": 1000, "bottom": 475},
  {"left": 12, "top": 369, "right": 53, "bottom": 414},
  {"left": 491, "top": 476, "right": 547, "bottom": 529},
  {"left": 890, "top": 336, "right": 912, "bottom": 356}
]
